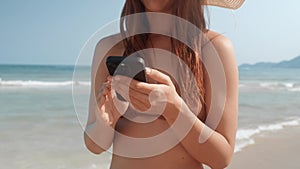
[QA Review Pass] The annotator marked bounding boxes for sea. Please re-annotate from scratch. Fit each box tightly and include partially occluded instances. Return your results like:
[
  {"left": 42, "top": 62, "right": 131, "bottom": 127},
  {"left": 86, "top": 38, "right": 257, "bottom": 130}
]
[{"left": 0, "top": 64, "right": 299, "bottom": 169}]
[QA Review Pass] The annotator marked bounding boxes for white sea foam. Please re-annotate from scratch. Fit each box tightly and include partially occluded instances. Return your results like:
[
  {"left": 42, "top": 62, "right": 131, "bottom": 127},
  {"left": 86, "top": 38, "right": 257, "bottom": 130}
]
[
  {"left": 260, "top": 82, "right": 295, "bottom": 89},
  {"left": 0, "top": 79, "right": 91, "bottom": 88},
  {"left": 235, "top": 118, "right": 300, "bottom": 153},
  {"left": 88, "top": 164, "right": 97, "bottom": 169},
  {"left": 238, "top": 84, "right": 245, "bottom": 87},
  {"left": 288, "top": 87, "right": 300, "bottom": 92},
  {"left": 239, "top": 81, "right": 300, "bottom": 92}
]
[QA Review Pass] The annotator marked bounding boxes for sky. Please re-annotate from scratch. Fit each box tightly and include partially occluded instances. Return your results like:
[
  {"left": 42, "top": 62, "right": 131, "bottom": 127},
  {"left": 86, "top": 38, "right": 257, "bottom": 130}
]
[{"left": 0, "top": 0, "right": 300, "bottom": 66}]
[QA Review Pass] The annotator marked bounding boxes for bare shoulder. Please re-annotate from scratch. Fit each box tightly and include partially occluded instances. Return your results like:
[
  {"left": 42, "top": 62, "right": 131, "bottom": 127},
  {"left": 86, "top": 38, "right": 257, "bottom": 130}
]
[
  {"left": 202, "top": 32, "right": 239, "bottom": 119},
  {"left": 204, "top": 30, "right": 237, "bottom": 69},
  {"left": 91, "top": 33, "right": 125, "bottom": 85},
  {"left": 91, "top": 33, "right": 124, "bottom": 71},
  {"left": 205, "top": 30, "right": 235, "bottom": 57},
  {"left": 94, "top": 33, "right": 125, "bottom": 58}
]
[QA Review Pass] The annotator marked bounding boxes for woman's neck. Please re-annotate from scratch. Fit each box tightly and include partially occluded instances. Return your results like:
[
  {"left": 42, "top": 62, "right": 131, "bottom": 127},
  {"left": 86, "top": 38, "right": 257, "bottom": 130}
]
[{"left": 145, "top": 12, "right": 173, "bottom": 37}]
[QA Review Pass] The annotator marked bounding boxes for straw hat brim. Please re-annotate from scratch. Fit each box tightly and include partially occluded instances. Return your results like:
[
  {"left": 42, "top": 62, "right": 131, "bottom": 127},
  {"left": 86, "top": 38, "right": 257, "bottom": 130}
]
[{"left": 205, "top": 0, "right": 245, "bottom": 9}]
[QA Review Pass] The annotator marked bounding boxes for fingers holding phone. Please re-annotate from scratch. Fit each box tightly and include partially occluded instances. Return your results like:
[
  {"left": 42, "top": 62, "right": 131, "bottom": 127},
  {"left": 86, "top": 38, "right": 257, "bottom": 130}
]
[
  {"left": 95, "top": 79, "right": 128, "bottom": 126},
  {"left": 96, "top": 81, "right": 111, "bottom": 106},
  {"left": 106, "top": 56, "right": 148, "bottom": 101}
]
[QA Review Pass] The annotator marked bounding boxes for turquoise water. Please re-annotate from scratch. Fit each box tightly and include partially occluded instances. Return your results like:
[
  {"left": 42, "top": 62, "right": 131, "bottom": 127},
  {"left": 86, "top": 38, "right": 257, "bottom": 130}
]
[{"left": 0, "top": 64, "right": 299, "bottom": 168}]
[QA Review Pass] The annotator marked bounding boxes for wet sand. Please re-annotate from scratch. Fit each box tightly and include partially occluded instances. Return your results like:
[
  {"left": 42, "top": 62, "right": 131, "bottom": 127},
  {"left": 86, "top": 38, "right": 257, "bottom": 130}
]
[{"left": 227, "top": 126, "right": 300, "bottom": 169}]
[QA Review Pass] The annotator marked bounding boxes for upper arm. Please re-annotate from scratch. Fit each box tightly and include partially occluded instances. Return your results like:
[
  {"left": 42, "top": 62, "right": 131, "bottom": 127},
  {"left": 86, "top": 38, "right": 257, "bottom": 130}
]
[
  {"left": 87, "top": 34, "right": 124, "bottom": 126},
  {"left": 203, "top": 34, "right": 239, "bottom": 150}
]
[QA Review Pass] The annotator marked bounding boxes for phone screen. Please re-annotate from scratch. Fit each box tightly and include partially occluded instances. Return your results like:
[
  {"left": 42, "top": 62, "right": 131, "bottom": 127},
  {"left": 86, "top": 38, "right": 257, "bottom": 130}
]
[{"left": 106, "top": 56, "right": 147, "bottom": 101}]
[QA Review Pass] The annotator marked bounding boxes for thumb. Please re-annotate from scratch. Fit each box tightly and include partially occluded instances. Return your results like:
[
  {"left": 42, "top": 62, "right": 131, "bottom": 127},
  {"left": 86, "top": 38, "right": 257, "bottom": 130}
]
[{"left": 145, "top": 67, "right": 171, "bottom": 85}]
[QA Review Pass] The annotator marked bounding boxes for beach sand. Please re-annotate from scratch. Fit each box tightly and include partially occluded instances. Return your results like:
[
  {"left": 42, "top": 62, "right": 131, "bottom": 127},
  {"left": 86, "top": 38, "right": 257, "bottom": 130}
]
[{"left": 227, "top": 126, "right": 300, "bottom": 169}]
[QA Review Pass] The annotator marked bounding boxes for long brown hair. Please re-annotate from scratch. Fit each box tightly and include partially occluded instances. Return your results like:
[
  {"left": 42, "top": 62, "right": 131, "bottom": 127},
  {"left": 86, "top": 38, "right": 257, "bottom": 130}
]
[{"left": 120, "top": 0, "right": 208, "bottom": 121}]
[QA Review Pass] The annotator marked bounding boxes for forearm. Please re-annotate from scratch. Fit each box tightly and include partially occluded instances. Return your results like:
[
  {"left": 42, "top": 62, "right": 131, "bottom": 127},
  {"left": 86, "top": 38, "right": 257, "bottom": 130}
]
[
  {"left": 164, "top": 101, "right": 234, "bottom": 169},
  {"left": 84, "top": 118, "right": 117, "bottom": 154},
  {"left": 180, "top": 118, "right": 233, "bottom": 169}
]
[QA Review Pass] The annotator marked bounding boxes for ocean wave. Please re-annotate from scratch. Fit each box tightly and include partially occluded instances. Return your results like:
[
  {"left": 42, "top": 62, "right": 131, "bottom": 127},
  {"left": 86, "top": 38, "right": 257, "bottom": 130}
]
[
  {"left": 235, "top": 118, "right": 300, "bottom": 153},
  {"left": 0, "top": 79, "right": 91, "bottom": 88},
  {"left": 239, "top": 103, "right": 263, "bottom": 109},
  {"left": 239, "top": 81, "right": 300, "bottom": 92}
]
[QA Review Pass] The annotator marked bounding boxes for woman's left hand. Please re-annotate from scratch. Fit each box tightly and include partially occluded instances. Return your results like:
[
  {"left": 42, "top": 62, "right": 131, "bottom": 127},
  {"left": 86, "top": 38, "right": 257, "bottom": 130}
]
[{"left": 111, "top": 67, "right": 182, "bottom": 117}]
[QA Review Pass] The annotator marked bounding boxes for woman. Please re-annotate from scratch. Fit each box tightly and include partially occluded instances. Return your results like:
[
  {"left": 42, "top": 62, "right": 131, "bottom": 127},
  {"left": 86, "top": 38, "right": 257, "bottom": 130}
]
[{"left": 84, "top": 0, "right": 244, "bottom": 168}]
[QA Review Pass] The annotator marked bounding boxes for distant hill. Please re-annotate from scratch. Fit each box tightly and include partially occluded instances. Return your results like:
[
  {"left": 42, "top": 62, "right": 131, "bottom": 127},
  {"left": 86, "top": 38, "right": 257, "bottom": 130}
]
[{"left": 239, "top": 55, "right": 300, "bottom": 69}]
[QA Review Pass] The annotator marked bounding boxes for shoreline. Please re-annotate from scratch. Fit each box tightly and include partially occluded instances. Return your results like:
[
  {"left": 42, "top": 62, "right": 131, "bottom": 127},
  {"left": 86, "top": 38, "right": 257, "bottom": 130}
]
[{"left": 227, "top": 125, "right": 300, "bottom": 169}]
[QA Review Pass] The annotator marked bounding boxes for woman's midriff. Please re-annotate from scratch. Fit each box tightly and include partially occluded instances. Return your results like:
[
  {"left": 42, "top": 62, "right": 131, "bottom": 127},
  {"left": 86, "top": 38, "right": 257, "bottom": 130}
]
[{"left": 110, "top": 110, "right": 204, "bottom": 169}]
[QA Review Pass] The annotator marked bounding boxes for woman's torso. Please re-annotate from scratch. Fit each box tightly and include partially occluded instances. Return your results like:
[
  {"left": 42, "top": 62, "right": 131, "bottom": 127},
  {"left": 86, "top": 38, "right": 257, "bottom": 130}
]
[
  {"left": 111, "top": 113, "right": 203, "bottom": 169},
  {"left": 107, "top": 33, "right": 214, "bottom": 169}
]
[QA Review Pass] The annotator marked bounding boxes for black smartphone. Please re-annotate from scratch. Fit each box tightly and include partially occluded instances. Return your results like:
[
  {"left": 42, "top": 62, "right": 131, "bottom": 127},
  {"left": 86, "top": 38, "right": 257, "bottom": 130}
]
[{"left": 106, "top": 56, "right": 147, "bottom": 101}]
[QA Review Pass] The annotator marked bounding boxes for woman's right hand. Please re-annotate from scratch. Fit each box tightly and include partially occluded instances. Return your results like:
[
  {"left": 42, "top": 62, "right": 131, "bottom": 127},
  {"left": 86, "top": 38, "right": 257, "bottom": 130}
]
[{"left": 95, "top": 77, "right": 128, "bottom": 127}]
